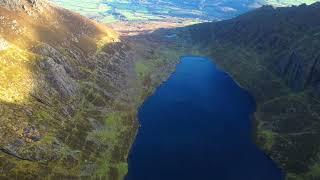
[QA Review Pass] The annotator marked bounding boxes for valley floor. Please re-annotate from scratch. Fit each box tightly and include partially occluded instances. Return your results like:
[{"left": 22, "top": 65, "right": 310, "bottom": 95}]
[{"left": 111, "top": 19, "right": 320, "bottom": 180}]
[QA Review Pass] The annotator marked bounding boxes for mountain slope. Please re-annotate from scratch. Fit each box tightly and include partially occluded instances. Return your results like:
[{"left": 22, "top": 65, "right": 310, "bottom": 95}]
[
  {"left": 185, "top": 3, "right": 320, "bottom": 179},
  {"left": 0, "top": 0, "right": 134, "bottom": 179},
  {"left": 0, "top": 0, "right": 184, "bottom": 179},
  {"left": 0, "top": 0, "right": 156, "bottom": 179},
  {"left": 2, "top": 0, "right": 320, "bottom": 179}
]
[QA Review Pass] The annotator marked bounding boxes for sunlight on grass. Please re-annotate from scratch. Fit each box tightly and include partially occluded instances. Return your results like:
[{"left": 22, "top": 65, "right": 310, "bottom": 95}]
[
  {"left": 97, "top": 35, "right": 120, "bottom": 51},
  {"left": 0, "top": 45, "right": 38, "bottom": 103}
]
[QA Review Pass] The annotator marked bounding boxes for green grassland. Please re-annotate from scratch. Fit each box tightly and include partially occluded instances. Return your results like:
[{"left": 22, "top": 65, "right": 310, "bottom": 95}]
[
  {"left": 264, "top": 0, "right": 319, "bottom": 6},
  {"left": 50, "top": 0, "right": 320, "bottom": 24}
]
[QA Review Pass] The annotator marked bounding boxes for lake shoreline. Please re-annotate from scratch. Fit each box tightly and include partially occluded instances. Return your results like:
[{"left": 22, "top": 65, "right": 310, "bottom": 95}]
[{"left": 126, "top": 56, "right": 283, "bottom": 180}]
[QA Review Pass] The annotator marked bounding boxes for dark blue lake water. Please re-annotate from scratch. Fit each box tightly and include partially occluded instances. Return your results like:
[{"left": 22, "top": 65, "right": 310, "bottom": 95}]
[{"left": 126, "top": 56, "right": 284, "bottom": 180}]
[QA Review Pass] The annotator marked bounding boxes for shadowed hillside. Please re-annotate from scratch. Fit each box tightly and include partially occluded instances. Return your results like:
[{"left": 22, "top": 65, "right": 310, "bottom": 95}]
[{"left": 184, "top": 2, "right": 320, "bottom": 180}]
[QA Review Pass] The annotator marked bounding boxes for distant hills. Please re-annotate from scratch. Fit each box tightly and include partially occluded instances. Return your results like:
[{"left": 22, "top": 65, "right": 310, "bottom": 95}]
[
  {"left": 50, "top": 0, "right": 320, "bottom": 23},
  {"left": 1, "top": 0, "right": 320, "bottom": 179},
  {"left": 0, "top": 0, "right": 183, "bottom": 179}
]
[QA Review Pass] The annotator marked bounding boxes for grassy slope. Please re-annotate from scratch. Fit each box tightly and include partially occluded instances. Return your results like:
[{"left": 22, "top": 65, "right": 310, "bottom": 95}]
[
  {"left": 184, "top": 3, "right": 320, "bottom": 179},
  {"left": 264, "top": 0, "right": 319, "bottom": 6},
  {"left": 0, "top": 1, "right": 186, "bottom": 179},
  {"left": 0, "top": 2, "right": 134, "bottom": 179}
]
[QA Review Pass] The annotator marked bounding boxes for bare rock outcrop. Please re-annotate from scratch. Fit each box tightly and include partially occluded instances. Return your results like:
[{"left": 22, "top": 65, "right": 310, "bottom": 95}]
[
  {"left": 41, "top": 57, "right": 78, "bottom": 98},
  {"left": 0, "top": 0, "right": 47, "bottom": 14}
]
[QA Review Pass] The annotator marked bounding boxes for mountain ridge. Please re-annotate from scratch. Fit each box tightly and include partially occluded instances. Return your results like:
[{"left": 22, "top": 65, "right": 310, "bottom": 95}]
[
  {"left": 0, "top": 0, "right": 184, "bottom": 178},
  {"left": 0, "top": 0, "right": 187, "bottom": 178},
  {"left": 1, "top": 1, "right": 320, "bottom": 179},
  {"left": 184, "top": 2, "right": 320, "bottom": 179}
]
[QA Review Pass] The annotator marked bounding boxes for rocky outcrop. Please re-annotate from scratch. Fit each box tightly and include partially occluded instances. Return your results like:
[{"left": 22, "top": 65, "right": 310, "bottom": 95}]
[
  {"left": 41, "top": 57, "right": 78, "bottom": 98},
  {"left": 0, "top": 0, "right": 45, "bottom": 11},
  {"left": 0, "top": 0, "right": 23, "bottom": 9},
  {"left": 0, "top": 0, "right": 183, "bottom": 178},
  {"left": 278, "top": 50, "right": 318, "bottom": 91},
  {"left": 0, "top": 1, "right": 135, "bottom": 179},
  {"left": 309, "top": 57, "right": 320, "bottom": 86}
]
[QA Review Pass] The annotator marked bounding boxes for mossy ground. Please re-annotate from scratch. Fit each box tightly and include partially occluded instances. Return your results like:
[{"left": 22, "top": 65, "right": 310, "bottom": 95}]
[{"left": 0, "top": 46, "right": 39, "bottom": 103}]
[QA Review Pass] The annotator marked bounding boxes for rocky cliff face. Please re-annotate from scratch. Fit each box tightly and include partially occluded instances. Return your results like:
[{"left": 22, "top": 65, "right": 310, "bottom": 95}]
[
  {"left": 0, "top": 1, "right": 183, "bottom": 178},
  {"left": 0, "top": 0, "right": 141, "bottom": 179},
  {"left": 184, "top": 3, "right": 320, "bottom": 180},
  {"left": 3, "top": 0, "right": 319, "bottom": 179}
]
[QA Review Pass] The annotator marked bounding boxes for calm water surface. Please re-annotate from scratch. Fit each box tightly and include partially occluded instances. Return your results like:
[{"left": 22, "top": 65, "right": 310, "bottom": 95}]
[{"left": 126, "top": 56, "right": 284, "bottom": 180}]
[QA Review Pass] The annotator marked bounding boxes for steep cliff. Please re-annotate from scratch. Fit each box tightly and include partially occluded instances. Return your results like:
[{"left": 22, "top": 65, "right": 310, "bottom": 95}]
[
  {"left": 3, "top": 0, "right": 320, "bottom": 179},
  {"left": 0, "top": 0, "right": 182, "bottom": 179},
  {"left": 185, "top": 3, "right": 320, "bottom": 180}
]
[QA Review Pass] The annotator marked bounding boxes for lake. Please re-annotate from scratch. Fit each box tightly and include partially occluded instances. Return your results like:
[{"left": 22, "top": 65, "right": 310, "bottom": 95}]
[{"left": 126, "top": 56, "right": 284, "bottom": 180}]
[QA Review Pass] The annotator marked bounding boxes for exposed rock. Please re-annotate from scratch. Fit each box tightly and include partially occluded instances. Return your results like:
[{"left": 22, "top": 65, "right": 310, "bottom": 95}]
[
  {"left": 34, "top": 44, "right": 77, "bottom": 78},
  {"left": 23, "top": 125, "right": 41, "bottom": 142},
  {"left": 281, "top": 51, "right": 310, "bottom": 90},
  {"left": 1, "top": 135, "right": 63, "bottom": 162},
  {"left": 40, "top": 57, "right": 78, "bottom": 98},
  {"left": 0, "top": 0, "right": 23, "bottom": 10},
  {"left": 0, "top": 0, "right": 47, "bottom": 14},
  {"left": 0, "top": 1, "right": 141, "bottom": 178},
  {"left": 1, "top": 139, "right": 28, "bottom": 160},
  {"left": 310, "top": 56, "right": 320, "bottom": 85},
  {"left": 28, "top": 0, "right": 36, "bottom": 4},
  {"left": 80, "top": 162, "right": 97, "bottom": 176},
  {"left": 0, "top": 0, "right": 184, "bottom": 179}
]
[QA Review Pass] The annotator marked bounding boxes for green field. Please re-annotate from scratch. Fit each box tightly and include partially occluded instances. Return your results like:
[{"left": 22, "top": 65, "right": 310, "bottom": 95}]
[
  {"left": 264, "top": 0, "right": 319, "bottom": 6},
  {"left": 50, "top": 0, "right": 320, "bottom": 23}
]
